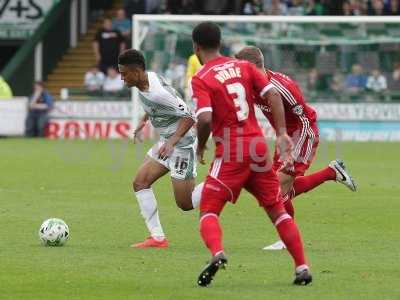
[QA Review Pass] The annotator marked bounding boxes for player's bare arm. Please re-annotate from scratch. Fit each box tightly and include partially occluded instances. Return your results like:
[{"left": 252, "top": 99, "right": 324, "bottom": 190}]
[
  {"left": 158, "top": 116, "right": 195, "bottom": 160},
  {"left": 263, "top": 87, "right": 293, "bottom": 162},
  {"left": 196, "top": 111, "right": 212, "bottom": 165},
  {"left": 133, "top": 112, "right": 149, "bottom": 144}
]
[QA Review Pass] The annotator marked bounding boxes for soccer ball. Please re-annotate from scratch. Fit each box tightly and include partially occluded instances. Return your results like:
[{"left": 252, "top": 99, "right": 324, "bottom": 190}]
[{"left": 39, "top": 218, "right": 69, "bottom": 246}]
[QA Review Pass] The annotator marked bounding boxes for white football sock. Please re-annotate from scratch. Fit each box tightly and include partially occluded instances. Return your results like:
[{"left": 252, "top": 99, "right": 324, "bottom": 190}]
[
  {"left": 191, "top": 182, "right": 204, "bottom": 209},
  {"left": 134, "top": 188, "right": 165, "bottom": 239}
]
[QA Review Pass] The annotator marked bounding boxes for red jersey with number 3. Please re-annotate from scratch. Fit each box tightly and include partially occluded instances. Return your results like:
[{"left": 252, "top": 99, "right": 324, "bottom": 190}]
[
  {"left": 190, "top": 56, "right": 274, "bottom": 157},
  {"left": 254, "top": 70, "right": 317, "bottom": 135}
]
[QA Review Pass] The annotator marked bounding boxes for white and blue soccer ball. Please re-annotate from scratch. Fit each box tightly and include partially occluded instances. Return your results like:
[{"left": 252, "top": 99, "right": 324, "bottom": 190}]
[{"left": 39, "top": 218, "right": 69, "bottom": 246}]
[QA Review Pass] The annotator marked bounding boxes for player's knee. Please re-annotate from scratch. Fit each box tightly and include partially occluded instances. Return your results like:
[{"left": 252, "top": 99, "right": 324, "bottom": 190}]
[
  {"left": 132, "top": 177, "right": 151, "bottom": 192},
  {"left": 175, "top": 195, "right": 194, "bottom": 211},
  {"left": 176, "top": 200, "right": 193, "bottom": 211},
  {"left": 264, "top": 202, "right": 286, "bottom": 223}
]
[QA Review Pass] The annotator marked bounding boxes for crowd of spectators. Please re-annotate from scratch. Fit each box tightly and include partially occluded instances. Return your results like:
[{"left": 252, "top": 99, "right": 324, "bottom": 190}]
[
  {"left": 83, "top": 0, "right": 400, "bottom": 102},
  {"left": 117, "top": 0, "right": 400, "bottom": 16},
  {"left": 84, "top": 65, "right": 127, "bottom": 96},
  {"left": 90, "top": 0, "right": 399, "bottom": 17},
  {"left": 303, "top": 62, "right": 400, "bottom": 101}
]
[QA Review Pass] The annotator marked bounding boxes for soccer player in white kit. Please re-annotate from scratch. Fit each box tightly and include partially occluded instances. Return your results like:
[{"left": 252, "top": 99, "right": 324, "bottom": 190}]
[{"left": 118, "top": 49, "right": 203, "bottom": 248}]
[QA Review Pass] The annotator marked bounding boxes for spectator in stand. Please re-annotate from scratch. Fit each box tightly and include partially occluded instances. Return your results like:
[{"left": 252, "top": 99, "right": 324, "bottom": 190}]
[
  {"left": 112, "top": 9, "right": 132, "bottom": 46},
  {"left": 368, "top": 0, "right": 385, "bottom": 15},
  {"left": 329, "top": 71, "right": 344, "bottom": 93},
  {"left": 351, "top": 0, "right": 366, "bottom": 15},
  {"left": 306, "top": 0, "right": 326, "bottom": 15},
  {"left": 385, "top": 0, "right": 400, "bottom": 15},
  {"left": 342, "top": 1, "right": 354, "bottom": 15},
  {"left": 345, "top": 63, "right": 367, "bottom": 93},
  {"left": 264, "top": 0, "right": 288, "bottom": 15},
  {"left": 393, "top": 62, "right": 400, "bottom": 81},
  {"left": 390, "top": 62, "right": 400, "bottom": 90},
  {"left": 366, "top": 69, "right": 387, "bottom": 92},
  {"left": 0, "top": 76, "right": 13, "bottom": 99},
  {"left": 25, "top": 82, "right": 53, "bottom": 137},
  {"left": 93, "top": 18, "right": 125, "bottom": 74},
  {"left": 103, "top": 67, "right": 124, "bottom": 94},
  {"left": 307, "top": 68, "right": 326, "bottom": 92},
  {"left": 242, "top": 0, "right": 263, "bottom": 14},
  {"left": 287, "top": 0, "right": 305, "bottom": 15},
  {"left": 84, "top": 66, "right": 105, "bottom": 92}
]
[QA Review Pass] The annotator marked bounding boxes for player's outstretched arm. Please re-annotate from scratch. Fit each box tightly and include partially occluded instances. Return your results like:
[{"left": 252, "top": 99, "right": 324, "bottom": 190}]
[
  {"left": 263, "top": 88, "right": 293, "bottom": 161},
  {"left": 158, "top": 116, "right": 195, "bottom": 159},
  {"left": 196, "top": 112, "right": 212, "bottom": 165}
]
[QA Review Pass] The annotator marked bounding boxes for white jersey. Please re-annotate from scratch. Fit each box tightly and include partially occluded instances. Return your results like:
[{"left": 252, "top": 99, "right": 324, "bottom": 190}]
[{"left": 138, "top": 72, "right": 196, "bottom": 148}]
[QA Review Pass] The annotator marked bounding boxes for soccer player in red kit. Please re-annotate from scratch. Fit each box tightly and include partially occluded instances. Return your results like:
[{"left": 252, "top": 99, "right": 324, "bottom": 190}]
[
  {"left": 190, "top": 22, "right": 312, "bottom": 286},
  {"left": 235, "top": 46, "right": 357, "bottom": 250}
]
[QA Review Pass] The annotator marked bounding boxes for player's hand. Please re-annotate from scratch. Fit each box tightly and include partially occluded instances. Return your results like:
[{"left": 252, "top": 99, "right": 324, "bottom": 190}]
[
  {"left": 133, "top": 129, "right": 143, "bottom": 144},
  {"left": 196, "top": 147, "right": 206, "bottom": 165},
  {"left": 158, "top": 140, "right": 174, "bottom": 160},
  {"left": 133, "top": 121, "right": 147, "bottom": 144},
  {"left": 276, "top": 133, "right": 293, "bottom": 163}
]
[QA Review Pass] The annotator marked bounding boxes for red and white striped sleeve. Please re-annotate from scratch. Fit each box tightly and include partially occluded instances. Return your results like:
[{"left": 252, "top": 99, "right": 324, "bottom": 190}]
[{"left": 189, "top": 76, "right": 212, "bottom": 118}]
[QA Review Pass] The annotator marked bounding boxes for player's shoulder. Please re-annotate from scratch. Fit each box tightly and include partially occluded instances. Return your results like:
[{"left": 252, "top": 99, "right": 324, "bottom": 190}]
[
  {"left": 269, "top": 69, "right": 295, "bottom": 83},
  {"left": 195, "top": 56, "right": 239, "bottom": 77},
  {"left": 146, "top": 71, "right": 163, "bottom": 91},
  {"left": 146, "top": 72, "right": 174, "bottom": 97}
]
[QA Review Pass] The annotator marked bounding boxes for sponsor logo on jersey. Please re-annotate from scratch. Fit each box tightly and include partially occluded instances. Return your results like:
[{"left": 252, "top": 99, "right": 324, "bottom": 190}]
[
  {"left": 292, "top": 104, "right": 304, "bottom": 116},
  {"left": 256, "top": 103, "right": 271, "bottom": 113}
]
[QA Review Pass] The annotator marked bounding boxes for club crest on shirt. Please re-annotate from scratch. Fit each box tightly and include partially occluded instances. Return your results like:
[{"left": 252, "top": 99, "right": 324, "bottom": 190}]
[{"left": 292, "top": 104, "right": 303, "bottom": 116}]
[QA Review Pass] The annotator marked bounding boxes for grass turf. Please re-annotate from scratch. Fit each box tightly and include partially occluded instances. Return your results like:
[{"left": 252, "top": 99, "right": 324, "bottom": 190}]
[{"left": 0, "top": 138, "right": 399, "bottom": 299}]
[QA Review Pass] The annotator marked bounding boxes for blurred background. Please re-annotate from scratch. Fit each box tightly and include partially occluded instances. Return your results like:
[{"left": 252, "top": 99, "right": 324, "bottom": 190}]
[{"left": 1, "top": 0, "right": 400, "bottom": 140}]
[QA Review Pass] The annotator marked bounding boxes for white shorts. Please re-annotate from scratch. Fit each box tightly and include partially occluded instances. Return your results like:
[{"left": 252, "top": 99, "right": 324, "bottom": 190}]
[{"left": 146, "top": 140, "right": 197, "bottom": 180}]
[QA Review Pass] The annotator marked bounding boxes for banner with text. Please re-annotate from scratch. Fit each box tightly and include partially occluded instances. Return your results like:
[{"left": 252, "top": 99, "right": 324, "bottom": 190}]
[
  {"left": 45, "top": 101, "right": 400, "bottom": 141},
  {"left": 0, "top": 0, "right": 58, "bottom": 39}
]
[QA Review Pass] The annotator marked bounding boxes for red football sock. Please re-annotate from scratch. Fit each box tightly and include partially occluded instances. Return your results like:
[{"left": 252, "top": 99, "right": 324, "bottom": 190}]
[
  {"left": 284, "top": 200, "right": 295, "bottom": 218},
  {"left": 200, "top": 214, "right": 223, "bottom": 256},
  {"left": 293, "top": 166, "right": 336, "bottom": 197},
  {"left": 275, "top": 214, "right": 307, "bottom": 268}
]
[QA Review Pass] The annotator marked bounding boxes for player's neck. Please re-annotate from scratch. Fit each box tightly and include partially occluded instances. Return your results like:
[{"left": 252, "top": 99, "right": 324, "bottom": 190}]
[
  {"left": 137, "top": 72, "right": 149, "bottom": 92},
  {"left": 258, "top": 68, "right": 267, "bottom": 74},
  {"left": 201, "top": 51, "right": 222, "bottom": 64}
]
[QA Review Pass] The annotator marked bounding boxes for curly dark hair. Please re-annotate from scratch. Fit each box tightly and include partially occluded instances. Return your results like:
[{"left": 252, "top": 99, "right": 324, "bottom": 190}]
[
  {"left": 192, "top": 22, "right": 221, "bottom": 50},
  {"left": 118, "top": 49, "right": 146, "bottom": 70}
]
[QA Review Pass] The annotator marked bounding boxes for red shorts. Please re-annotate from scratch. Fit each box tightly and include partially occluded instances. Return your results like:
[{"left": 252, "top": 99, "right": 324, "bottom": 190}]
[
  {"left": 200, "top": 144, "right": 281, "bottom": 214},
  {"left": 273, "top": 124, "right": 319, "bottom": 177}
]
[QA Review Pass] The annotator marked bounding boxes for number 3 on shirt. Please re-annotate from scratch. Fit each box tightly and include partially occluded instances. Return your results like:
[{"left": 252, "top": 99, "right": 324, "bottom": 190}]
[{"left": 227, "top": 83, "right": 249, "bottom": 121}]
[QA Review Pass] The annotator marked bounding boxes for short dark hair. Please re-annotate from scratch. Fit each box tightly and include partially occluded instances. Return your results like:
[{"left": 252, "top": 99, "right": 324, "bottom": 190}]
[
  {"left": 235, "top": 46, "right": 264, "bottom": 69},
  {"left": 192, "top": 22, "right": 221, "bottom": 50},
  {"left": 118, "top": 49, "right": 146, "bottom": 70}
]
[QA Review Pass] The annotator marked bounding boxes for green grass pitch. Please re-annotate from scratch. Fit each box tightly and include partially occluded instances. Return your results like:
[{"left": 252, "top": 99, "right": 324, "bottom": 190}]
[{"left": 1, "top": 138, "right": 399, "bottom": 299}]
